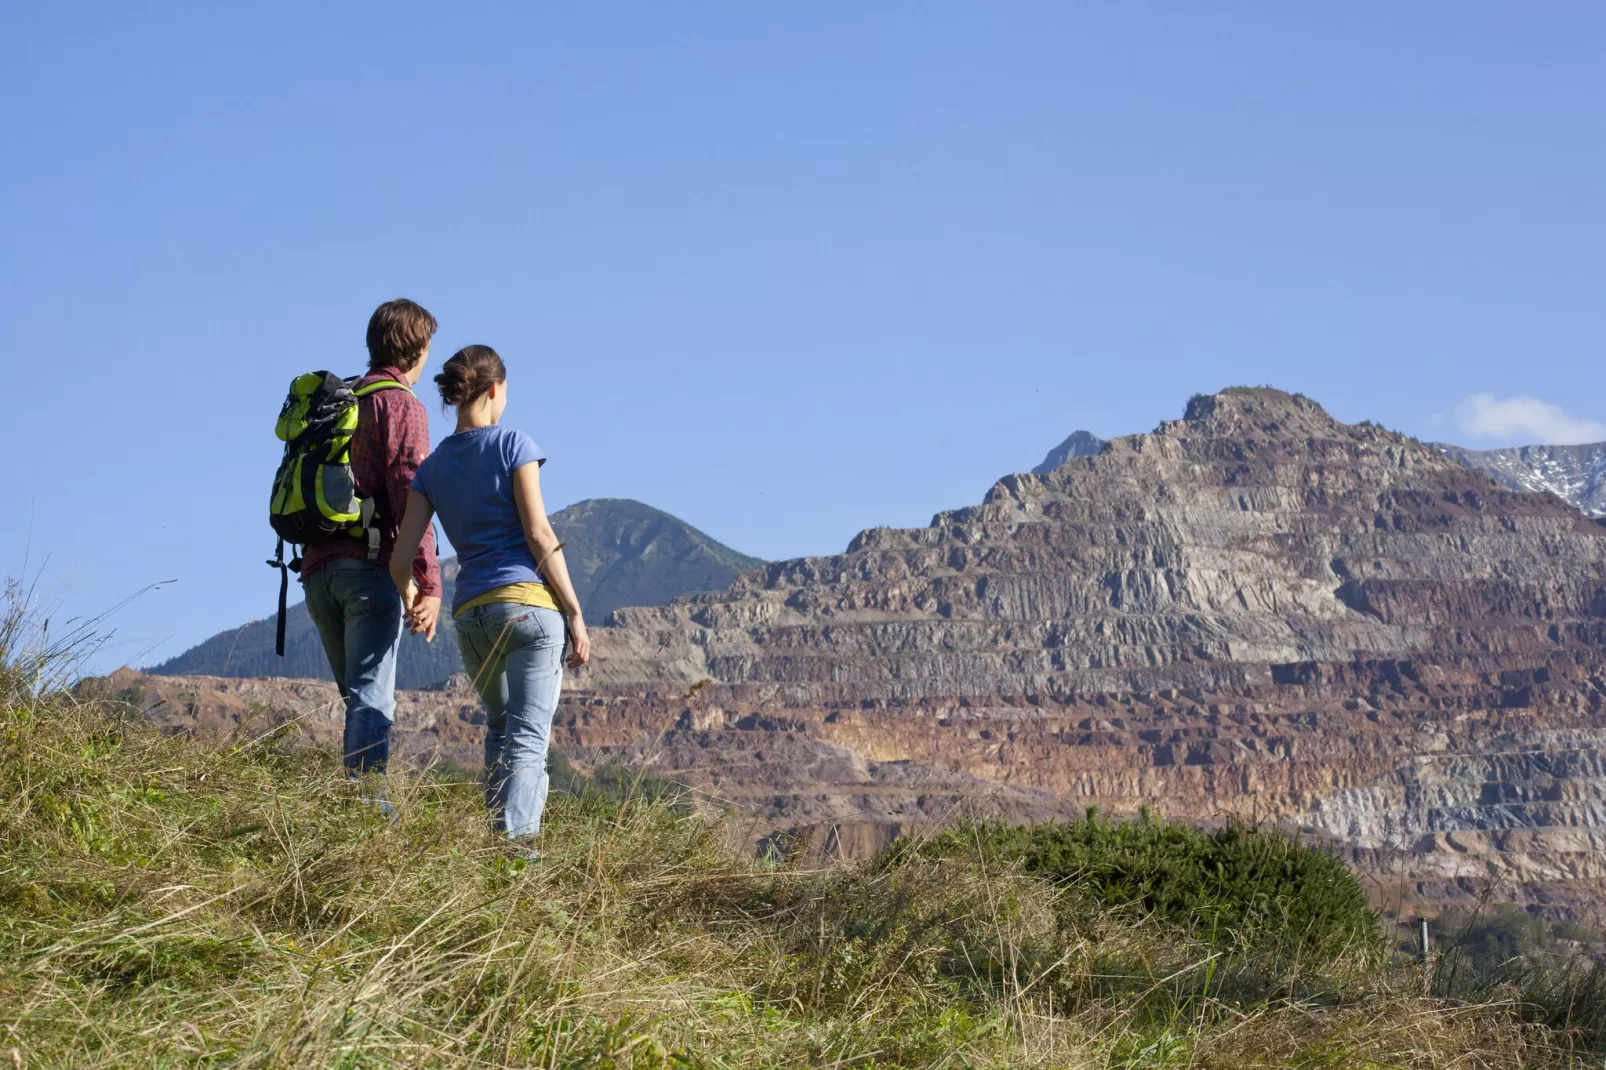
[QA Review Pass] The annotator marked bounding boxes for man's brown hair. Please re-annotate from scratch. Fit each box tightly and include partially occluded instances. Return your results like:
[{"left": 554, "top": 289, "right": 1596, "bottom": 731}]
[{"left": 366, "top": 298, "right": 438, "bottom": 371}]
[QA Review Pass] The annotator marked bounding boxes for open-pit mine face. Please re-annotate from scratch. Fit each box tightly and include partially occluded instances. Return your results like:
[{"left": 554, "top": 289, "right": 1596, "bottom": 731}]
[{"left": 135, "top": 388, "right": 1606, "bottom": 914}]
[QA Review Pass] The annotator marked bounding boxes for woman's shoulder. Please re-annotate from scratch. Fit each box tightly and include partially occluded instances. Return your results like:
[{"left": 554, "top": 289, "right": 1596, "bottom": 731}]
[
  {"left": 496, "top": 425, "right": 546, "bottom": 468},
  {"left": 420, "top": 430, "right": 476, "bottom": 474},
  {"left": 487, "top": 423, "right": 534, "bottom": 441}
]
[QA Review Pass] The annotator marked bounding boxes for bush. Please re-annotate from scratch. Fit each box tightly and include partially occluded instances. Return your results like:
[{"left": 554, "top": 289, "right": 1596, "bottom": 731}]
[
  {"left": 1432, "top": 906, "right": 1552, "bottom": 980},
  {"left": 1428, "top": 907, "right": 1606, "bottom": 1052},
  {"left": 549, "top": 749, "right": 691, "bottom": 810},
  {"left": 1515, "top": 957, "right": 1606, "bottom": 1052},
  {"left": 917, "top": 812, "right": 1382, "bottom": 966}
]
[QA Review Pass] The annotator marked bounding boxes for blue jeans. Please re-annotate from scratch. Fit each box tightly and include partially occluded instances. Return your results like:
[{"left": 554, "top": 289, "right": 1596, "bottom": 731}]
[
  {"left": 455, "top": 603, "right": 565, "bottom": 838},
  {"left": 303, "top": 557, "right": 403, "bottom": 773}
]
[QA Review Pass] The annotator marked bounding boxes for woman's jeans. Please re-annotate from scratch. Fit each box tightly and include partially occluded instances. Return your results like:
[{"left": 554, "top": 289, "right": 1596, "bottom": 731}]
[
  {"left": 455, "top": 603, "right": 565, "bottom": 838},
  {"left": 303, "top": 558, "right": 404, "bottom": 773}
]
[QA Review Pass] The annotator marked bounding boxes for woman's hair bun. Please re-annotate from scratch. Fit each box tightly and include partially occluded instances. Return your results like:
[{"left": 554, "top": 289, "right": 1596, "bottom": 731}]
[
  {"left": 435, "top": 361, "right": 477, "bottom": 406},
  {"left": 434, "top": 345, "right": 506, "bottom": 408}
]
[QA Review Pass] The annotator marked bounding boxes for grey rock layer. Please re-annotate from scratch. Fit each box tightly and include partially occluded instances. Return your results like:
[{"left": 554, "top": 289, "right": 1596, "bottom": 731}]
[
  {"left": 138, "top": 389, "right": 1606, "bottom": 914},
  {"left": 554, "top": 387, "right": 1606, "bottom": 912}
]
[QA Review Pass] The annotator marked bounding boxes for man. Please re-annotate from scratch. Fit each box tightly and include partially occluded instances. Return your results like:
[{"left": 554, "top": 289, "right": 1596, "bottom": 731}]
[{"left": 301, "top": 298, "right": 442, "bottom": 774}]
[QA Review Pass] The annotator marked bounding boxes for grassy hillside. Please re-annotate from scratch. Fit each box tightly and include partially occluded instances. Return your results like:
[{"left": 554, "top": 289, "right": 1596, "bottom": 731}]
[
  {"left": 4, "top": 679, "right": 1602, "bottom": 1068},
  {"left": 149, "top": 498, "right": 764, "bottom": 690}
]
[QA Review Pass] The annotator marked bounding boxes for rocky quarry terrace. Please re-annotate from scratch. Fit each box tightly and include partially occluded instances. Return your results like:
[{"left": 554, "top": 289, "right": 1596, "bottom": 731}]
[{"left": 136, "top": 388, "right": 1606, "bottom": 915}]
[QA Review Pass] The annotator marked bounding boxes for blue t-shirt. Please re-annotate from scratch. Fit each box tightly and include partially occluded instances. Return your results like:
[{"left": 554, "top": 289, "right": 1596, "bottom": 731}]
[{"left": 411, "top": 424, "right": 547, "bottom": 612}]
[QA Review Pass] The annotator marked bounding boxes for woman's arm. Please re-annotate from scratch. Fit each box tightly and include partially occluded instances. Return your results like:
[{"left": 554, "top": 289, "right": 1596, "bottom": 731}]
[
  {"left": 511, "top": 461, "right": 591, "bottom": 667},
  {"left": 389, "top": 489, "right": 440, "bottom": 641}
]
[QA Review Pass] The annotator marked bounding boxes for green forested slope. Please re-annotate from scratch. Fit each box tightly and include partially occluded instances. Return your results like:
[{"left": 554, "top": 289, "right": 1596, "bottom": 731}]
[{"left": 150, "top": 498, "right": 762, "bottom": 689}]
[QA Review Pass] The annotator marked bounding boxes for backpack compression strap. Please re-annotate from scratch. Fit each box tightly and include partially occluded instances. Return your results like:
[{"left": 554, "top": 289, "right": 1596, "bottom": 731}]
[
  {"left": 267, "top": 537, "right": 289, "bottom": 657},
  {"left": 361, "top": 498, "right": 380, "bottom": 562}
]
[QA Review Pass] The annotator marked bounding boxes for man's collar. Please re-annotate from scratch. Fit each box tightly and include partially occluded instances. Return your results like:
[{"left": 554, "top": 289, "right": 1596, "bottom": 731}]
[{"left": 365, "top": 364, "right": 409, "bottom": 385}]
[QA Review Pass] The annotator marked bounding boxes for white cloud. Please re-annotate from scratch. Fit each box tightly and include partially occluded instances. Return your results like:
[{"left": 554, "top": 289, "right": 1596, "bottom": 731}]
[{"left": 1455, "top": 394, "right": 1606, "bottom": 445}]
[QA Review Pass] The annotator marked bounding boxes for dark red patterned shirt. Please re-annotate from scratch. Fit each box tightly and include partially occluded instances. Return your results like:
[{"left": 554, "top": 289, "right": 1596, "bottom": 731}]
[{"left": 300, "top": 365, "right": 442, "bottom": 597}]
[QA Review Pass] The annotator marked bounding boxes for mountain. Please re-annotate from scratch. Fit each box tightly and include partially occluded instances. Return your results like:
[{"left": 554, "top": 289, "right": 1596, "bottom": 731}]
[
  {"left": 554, "top": 387, "right": 1606, "bottom": 910},
  {"left": 1031, "top": 430, "right": 1107, "bottom": 474},
  {"left": 1435, "top": 441, "right": 1606, "bottom": 518},
  {"left": 140, "top": 390, "right": 1606, "bottom": 913},
  {"left": 148, "top": 498, "right": 763, "bottom": 690},
  {"left": 552, "top": 498, "right": 765, "bottom": 619}
]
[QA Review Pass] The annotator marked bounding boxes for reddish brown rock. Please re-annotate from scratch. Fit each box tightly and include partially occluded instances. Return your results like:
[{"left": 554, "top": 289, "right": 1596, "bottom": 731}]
[{"left": 128, "top": 388, "right": 1606, "bottom": 914}]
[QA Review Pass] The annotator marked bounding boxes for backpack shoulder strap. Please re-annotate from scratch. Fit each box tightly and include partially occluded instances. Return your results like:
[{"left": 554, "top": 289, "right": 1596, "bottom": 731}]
[{"left": 352, "top": 378, "right": 412, "bottom": 398}]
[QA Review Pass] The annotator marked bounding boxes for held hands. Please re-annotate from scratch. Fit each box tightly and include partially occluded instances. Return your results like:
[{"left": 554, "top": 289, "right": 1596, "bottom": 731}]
[
  {"left": 399, "top": 580, "right": 440, "bottom": 642},
  {"left": 409, "top": 594, "right": 441, "bottom": 642},
  {"left": 566, "top": 614, "right": 591, "bottom": 668}
]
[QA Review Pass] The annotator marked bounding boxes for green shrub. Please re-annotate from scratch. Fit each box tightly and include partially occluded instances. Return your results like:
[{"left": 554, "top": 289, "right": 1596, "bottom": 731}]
[
  {"left": 1427, "top": 907, "right": 1606, "bottom": 1052},
  {"left": 1514, "top": 957, "right": 1606, "bottom": 1053},
  {"left": 916, "top": 812, "right": 1381, "bottom": 965},
  {"left": 1432, "top": 906, "right": 1551, "bottom": 981},
  {"left": 548, "top": 749, "right": 691, "bottom": 810}
]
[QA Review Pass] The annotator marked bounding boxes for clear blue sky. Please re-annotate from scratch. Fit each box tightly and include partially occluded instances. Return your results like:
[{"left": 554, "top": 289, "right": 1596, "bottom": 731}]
[{"left": 2, "top": 2, "right": 1602, "bottom": 671}]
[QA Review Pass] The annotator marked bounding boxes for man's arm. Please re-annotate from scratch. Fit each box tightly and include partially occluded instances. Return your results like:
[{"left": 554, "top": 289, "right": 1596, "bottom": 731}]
[
  {"left": 383, "top": 392, "right": 441, "bottom": 599},
  {"left": 391, "top": 489, "right": 439, "bottom": 642}
]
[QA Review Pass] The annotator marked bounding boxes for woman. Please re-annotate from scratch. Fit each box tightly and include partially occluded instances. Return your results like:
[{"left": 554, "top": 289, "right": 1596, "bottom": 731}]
[{"left": 391, "top": 344, "right": 591, "bottom": 844}]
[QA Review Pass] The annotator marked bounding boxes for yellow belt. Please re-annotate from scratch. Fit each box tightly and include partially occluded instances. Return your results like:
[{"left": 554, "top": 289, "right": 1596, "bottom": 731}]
[{"left": 454, "top": 581, "right": 559, "bottom": 618}]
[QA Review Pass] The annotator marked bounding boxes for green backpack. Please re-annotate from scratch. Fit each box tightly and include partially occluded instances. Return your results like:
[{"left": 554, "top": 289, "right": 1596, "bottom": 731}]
[{"left": 265, "top": 370, "right": 410, "bottom": 654}]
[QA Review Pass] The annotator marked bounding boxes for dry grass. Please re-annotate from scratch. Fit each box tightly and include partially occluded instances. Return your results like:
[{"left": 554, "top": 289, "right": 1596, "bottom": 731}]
[{"left": 0, "top": 590, "right": 1597, "bottom": 1066}]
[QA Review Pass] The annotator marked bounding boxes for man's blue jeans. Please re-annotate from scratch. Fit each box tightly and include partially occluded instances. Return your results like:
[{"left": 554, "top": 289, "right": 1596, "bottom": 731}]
[
  {"left": 303, "top": 558, "right": 403, "bottom": 773},
  {"left": 455, "top": 603, "right": 565, "bottom": 838}
]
